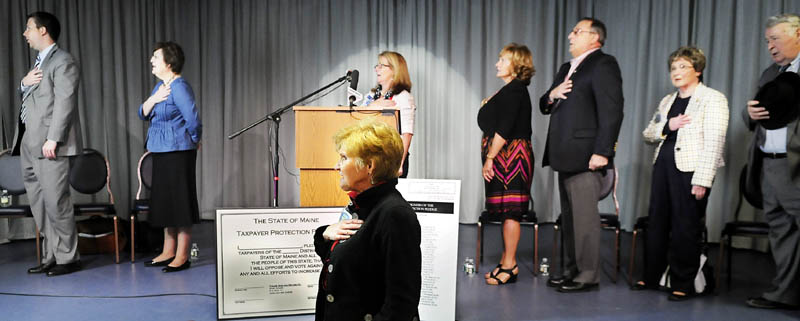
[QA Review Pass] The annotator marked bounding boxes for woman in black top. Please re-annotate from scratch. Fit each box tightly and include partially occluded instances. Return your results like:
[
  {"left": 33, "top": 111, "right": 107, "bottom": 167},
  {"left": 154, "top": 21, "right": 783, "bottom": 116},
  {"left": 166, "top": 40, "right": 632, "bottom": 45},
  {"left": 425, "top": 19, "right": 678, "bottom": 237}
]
[
  {"left": 314, "top": 120, "right": 422, "bottom": 320},
  {"left": 477, "top": 43, "right": 535, "bottom": 285}
]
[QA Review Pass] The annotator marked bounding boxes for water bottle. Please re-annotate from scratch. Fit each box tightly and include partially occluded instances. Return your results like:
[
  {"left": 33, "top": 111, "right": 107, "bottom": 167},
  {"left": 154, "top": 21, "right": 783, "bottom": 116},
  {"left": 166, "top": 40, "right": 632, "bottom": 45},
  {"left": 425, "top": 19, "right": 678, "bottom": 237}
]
[
  {"left": 540, "top": 257, "right": 550, "bottom": 277},
  {"left": 190, "top": 243, "right": 199, "bottom": 262},
  {"left": 0, "top": 190, "right": 10, "bottom": 208},
  {"left": 463, "top": 257, "right": 475, "bottom": 275}
]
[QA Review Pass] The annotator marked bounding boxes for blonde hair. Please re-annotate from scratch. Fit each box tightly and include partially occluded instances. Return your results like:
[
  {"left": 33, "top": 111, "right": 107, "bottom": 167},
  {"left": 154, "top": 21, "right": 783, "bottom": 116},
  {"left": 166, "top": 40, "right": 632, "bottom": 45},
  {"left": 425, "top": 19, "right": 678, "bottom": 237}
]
[
  {"left": 500, "top": 43, "right": 535, "bottom": 85},
  {"left": 379, "top": 51, "right": 412, "bottom": 93},
  {"left": 333, "top": 118, "right": 404, "bottom": 182}
]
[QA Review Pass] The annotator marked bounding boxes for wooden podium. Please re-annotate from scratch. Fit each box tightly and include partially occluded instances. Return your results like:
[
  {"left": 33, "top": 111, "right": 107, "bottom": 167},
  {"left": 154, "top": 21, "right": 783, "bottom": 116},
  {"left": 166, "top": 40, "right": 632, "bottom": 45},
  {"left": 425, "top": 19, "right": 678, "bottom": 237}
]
[{"left": 294, "top": 106, "right": 399, "bottom": 206}]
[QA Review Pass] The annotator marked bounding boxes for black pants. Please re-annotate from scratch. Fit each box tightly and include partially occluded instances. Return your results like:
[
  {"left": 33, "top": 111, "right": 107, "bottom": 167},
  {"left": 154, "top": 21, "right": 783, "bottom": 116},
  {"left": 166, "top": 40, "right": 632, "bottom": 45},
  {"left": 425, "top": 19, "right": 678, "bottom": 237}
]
[{"left": 644, "top": 141, "right": 708, "bottom": 293}]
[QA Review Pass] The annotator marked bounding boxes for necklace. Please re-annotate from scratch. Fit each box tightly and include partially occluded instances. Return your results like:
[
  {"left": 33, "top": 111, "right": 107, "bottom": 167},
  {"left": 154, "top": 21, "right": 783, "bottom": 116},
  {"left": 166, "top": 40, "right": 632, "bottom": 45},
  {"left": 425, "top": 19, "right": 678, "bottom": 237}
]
[{"left": 163, "top": 74, "right": 179, "bottom": 87}]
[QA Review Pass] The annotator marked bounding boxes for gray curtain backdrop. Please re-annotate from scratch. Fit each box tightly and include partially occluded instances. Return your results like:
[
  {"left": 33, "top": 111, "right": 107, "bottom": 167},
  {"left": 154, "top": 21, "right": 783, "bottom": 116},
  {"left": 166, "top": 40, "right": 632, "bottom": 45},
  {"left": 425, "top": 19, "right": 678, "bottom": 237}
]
[{"left": 2, "top": 0, "right": 800, "bottom": 244}]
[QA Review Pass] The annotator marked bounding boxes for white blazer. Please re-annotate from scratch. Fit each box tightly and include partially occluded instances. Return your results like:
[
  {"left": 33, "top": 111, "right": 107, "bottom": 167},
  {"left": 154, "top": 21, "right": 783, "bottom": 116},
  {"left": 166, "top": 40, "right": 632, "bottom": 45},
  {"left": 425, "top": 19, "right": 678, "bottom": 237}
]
[{"left": 642, "top": 83, "right": 729, "bottom": 188}]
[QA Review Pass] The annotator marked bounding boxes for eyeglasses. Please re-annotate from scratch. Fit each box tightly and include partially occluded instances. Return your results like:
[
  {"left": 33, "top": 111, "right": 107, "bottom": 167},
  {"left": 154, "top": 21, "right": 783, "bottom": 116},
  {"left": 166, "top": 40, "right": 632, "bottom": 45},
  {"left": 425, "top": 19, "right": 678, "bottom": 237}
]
[
  {"left": 670, "top": 63, "right": 695, "bottom": 72},
  {"left": 374, "top": 63, "right": 391, "bottom": 69},
  {"left": 571, "top": 28, "right": 596, "bottom": 36}
]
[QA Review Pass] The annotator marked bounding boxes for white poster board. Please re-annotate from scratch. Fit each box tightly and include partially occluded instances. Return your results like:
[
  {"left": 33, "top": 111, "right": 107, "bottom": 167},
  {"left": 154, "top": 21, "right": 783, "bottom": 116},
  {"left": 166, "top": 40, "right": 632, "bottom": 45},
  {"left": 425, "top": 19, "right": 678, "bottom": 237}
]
[
  {"left": 396, "top": 179, "right": 460, "bottom": 321},
  {"left": 215, "top": 208, "right": 340, "bottom": 320}
]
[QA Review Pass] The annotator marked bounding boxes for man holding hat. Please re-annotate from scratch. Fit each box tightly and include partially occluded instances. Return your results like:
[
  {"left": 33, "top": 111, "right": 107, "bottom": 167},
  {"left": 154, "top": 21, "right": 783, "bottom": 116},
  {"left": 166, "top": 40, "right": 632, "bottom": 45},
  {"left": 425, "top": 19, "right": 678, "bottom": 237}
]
[{"left": 744, "top": 13, "right": 800, "bottom": 310}]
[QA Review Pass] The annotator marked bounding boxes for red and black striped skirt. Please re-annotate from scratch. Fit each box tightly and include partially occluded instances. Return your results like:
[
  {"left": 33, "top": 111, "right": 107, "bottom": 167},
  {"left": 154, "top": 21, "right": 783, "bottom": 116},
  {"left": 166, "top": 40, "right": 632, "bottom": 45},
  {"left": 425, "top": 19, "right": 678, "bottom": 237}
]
[{"left": 481, "top": 137, "right": 534, "bottom": 221}]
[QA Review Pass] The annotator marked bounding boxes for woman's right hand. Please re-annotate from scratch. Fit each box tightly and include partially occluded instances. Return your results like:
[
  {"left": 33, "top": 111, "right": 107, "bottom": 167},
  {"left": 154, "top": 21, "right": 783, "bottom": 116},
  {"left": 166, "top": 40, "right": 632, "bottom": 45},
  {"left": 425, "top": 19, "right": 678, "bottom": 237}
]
[
  {"left": 148, "top": 84, "right": 171, "bottom": 105},
  {"left": 482, "top": 159, "right": 495, "bottom": 182},
  {"left": 668, "top": 113, "right": 691, "bottom": 131},
  {"left": 369, "top": 98, "right": 396, "bottom": 107},
  {"left": 322, "top": 219, "right": 364, "bottom": 241}
]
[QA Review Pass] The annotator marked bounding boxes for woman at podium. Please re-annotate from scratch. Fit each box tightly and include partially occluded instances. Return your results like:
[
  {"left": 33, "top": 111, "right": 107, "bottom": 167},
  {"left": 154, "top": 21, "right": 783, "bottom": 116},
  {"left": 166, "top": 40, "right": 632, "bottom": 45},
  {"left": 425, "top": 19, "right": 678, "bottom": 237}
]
[
  {"left": 313, "top": 120, "right": 422, "bottom": 320},
  {"left": 366, "top": 51, "right": 417, "bottom": 178},
  {"left": 477, "top": 43, "right": 535, "bottom": 285},
  {"left": 138, "top": 41, "right": 202, "bottom": 273}
]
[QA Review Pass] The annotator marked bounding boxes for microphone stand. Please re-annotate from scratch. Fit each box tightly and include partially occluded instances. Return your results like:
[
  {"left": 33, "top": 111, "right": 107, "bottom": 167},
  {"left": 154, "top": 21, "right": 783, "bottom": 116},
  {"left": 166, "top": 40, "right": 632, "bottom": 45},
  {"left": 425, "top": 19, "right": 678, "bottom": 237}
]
[{"left": 228, "top": 72, "right": 352, "bottom": 207}]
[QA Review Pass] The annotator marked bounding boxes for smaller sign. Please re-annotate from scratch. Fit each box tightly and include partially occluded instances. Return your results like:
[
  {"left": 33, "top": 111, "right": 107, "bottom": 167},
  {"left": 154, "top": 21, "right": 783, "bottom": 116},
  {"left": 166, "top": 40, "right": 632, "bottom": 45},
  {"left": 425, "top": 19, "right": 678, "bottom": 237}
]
[
  {"left": 216, "top": 208, "right": 340, "bottom": 320},
  {"left": 396, "top": 179, "right": 460, "bottom": 321}
]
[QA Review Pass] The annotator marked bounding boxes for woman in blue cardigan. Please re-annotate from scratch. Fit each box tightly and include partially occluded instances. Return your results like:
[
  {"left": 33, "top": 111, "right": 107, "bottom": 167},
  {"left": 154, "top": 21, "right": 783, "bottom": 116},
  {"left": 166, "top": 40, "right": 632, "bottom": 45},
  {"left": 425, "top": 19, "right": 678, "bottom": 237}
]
[{"left": 139, "top": 41, "right": 202, "bottom": 273}]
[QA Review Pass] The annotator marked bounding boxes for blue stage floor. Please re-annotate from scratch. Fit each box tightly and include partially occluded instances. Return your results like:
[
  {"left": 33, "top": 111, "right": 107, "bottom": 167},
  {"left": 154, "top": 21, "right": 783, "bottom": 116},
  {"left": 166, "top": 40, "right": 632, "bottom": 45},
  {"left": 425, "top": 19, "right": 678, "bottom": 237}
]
[{"left": 0, "top": 221, "right": 798, "bottom": 321}]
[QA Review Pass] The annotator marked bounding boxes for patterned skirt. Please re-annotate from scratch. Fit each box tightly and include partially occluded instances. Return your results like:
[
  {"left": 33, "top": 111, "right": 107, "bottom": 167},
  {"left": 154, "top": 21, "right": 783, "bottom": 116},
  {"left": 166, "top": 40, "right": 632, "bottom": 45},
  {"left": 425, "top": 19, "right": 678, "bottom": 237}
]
[{"left": 482, "top": 137, "right": 534, "bottom": 221}]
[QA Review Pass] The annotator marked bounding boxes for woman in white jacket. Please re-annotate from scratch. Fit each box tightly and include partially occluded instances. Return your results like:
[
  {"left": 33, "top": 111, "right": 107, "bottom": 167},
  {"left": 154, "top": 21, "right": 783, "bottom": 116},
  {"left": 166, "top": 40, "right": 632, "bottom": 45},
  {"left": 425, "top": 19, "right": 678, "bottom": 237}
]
[{"left": 633, "top": 46, "right": 729, "bottom": 301}]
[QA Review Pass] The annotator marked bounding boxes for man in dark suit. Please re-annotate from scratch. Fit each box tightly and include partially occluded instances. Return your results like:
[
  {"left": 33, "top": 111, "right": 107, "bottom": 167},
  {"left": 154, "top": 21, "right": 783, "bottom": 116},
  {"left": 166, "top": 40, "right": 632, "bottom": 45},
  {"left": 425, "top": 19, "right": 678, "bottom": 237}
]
[
  {"left": 13, "top": 11, "right": 83, "bottom": 276},
  {"left": 744, "top": 13, "right": 800, "bottom": 310},
  {"left": 539, "top": 17, "right": 624, "bottom": 293}
]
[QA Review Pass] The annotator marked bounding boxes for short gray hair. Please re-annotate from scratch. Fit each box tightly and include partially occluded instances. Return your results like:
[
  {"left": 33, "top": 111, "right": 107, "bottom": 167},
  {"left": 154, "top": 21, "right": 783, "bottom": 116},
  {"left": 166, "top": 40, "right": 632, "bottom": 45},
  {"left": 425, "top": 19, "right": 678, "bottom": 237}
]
[{"left": 766, "top": 13, "right": 800, "bottom": 35}]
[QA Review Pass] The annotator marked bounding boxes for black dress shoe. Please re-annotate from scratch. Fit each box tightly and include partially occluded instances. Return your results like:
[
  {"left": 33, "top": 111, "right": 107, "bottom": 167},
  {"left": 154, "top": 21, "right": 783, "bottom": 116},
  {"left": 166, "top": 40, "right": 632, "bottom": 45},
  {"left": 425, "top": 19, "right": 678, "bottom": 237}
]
[
  {"left": 746, "top": 297, "right": 798, "bottom": 309},
  {"left": 668, "top": 291, "right": 695, "bottom": 301},
  {"left": 162, "top": 260, "right": 191, "bottom": 273},
  {"left": 28, "top": 261, "right": 56, "bottom": 274},
  {"left": 547, "top": 276, "right": 570, "bottom": 288},
  {"left": 46, "top": 261, "right": 81, "bottom": 277},
  {"left": 557, "top": 280, "right": 599, "bottom": 293},
  {"left": 144, "top": 257, "right": 175, "bottom": 267},
  {"left": 630, "top": 282, "right": 654, "bottom": 291}
]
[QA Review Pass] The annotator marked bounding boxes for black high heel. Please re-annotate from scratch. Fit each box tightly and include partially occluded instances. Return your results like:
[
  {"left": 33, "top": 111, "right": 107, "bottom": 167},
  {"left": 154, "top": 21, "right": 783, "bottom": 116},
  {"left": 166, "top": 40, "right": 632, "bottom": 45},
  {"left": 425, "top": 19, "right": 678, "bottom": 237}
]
[
  {"left": 144, "top": 257, "right": 175, "bottom": 267},
  {"left": 630, "top": 281, "right": 649, "bottom": 291},
  {"left": 162, "top": 260, "right": 191, "bottom": 273},
  {"left": 487, "top": 264, "right": 518, "bottom": 285},
  {"left": 485, "top": 264, "right": 502, "bottom": 279}
]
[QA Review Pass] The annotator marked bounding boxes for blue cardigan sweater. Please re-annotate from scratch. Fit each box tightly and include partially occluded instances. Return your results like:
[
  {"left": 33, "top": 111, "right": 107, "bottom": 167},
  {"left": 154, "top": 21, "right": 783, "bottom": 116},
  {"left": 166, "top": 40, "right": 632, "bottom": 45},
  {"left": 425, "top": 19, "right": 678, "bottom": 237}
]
[{"left": 139, "top": 77, "right": 202, "bottom": 152}]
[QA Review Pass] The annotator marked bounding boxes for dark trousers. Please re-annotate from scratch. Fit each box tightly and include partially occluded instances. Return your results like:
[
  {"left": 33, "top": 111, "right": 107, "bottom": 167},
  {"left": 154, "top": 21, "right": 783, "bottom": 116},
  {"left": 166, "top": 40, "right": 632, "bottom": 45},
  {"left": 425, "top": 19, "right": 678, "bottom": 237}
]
[
  {"left": 644, "top": 142, "right": 708, "bottom": 293},
  {"left": 761, "top": 157, "right": 800, "bottom": 305}
]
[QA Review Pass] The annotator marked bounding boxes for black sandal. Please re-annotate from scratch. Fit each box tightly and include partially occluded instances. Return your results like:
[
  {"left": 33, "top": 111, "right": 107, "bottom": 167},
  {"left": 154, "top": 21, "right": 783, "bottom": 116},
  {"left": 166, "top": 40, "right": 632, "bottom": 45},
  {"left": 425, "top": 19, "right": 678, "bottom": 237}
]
[
  {"left": 487, "top": 264, "right": 518, "bottom": 285},
  {"left": 484, "top": 264, "right": 502, "bottom": 279}
]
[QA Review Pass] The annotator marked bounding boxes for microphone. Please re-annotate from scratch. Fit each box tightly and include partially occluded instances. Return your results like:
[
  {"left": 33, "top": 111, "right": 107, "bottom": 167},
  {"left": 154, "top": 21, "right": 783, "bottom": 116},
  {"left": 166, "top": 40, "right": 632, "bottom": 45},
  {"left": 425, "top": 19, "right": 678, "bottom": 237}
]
[
  {"left": 348, "top": 70, "right": 360, "bottom": 106},
  {"left": 348, "top": 87, "right": 363, "bottom": 106}
]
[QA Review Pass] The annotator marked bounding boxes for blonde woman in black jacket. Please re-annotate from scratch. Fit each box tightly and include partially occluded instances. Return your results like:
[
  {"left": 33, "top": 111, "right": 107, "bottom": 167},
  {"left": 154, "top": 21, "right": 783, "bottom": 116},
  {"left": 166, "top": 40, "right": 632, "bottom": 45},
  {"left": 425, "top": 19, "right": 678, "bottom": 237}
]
[{"left": 314, "top": 120, "right": 422, "bottom": 321}]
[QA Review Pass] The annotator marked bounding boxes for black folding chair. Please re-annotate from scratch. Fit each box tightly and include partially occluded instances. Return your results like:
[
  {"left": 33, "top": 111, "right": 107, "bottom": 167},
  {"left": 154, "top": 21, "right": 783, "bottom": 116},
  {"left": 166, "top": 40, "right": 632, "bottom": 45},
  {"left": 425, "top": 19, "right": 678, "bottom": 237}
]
[
  {"left": 69, "top": 148, "right": 119, "bottom": 263},
  {"left": 716, "top": 165, "right": 768, "bottom": 288},
  {"left": 0, "top": 149, "right": 37, "bottom": 262},
  {"left": 129, "top": 151, "right": 153, "bottom": 262}
]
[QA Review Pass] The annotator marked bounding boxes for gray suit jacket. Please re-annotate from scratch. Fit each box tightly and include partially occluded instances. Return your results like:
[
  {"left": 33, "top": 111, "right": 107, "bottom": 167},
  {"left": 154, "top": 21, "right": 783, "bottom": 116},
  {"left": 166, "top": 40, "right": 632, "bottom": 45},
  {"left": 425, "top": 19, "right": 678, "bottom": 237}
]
[
  {"left": 12, "top": 45, "right": 82, "bottom": 157},
  {"left": 743, "top": 64, "right": 800, "bottom": 202}
]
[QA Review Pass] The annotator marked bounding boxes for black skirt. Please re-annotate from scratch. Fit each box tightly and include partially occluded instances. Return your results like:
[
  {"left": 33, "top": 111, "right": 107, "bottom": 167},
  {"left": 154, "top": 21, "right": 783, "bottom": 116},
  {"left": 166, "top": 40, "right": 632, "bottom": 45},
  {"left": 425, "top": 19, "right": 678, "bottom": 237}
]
[{"left": 148, "top": 149, "right": 200, "bottom": 228}]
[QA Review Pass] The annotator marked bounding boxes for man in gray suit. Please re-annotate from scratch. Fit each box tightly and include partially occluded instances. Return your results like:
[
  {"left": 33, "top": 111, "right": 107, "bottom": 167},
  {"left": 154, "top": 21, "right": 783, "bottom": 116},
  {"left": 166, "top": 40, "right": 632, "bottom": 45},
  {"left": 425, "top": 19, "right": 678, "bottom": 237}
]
[
  {"left": 744, "top": 13, "right": 800, "bottom": 309},
  {"left": 13, "top": 11, "right": 83, "bottom": 276}
]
